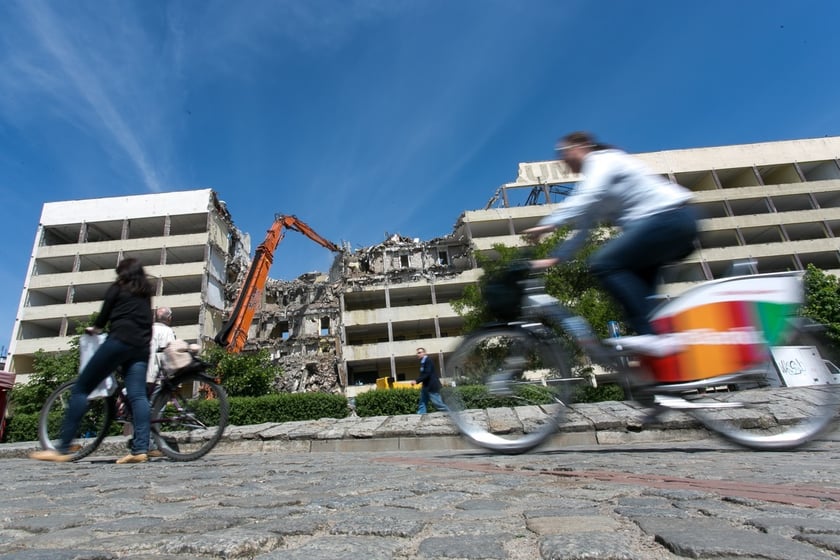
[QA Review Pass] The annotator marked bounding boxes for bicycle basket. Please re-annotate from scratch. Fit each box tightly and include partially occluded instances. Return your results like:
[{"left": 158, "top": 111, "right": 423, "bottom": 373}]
[
  {"left": 483, "top": 262, "right": 530, "bottom": 322},
  {"left": 162, "top": 340, "right": 193, "bottom": 373}
]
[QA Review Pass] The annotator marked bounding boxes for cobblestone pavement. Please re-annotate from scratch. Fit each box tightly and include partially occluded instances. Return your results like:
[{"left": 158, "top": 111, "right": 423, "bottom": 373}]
[{"left": 2, "top": 433, "right": 840, "bottom": 559}]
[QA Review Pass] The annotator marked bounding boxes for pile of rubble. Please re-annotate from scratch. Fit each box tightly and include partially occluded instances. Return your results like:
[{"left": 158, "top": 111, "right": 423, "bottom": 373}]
[{"left": 273, "top": 350, "right": 340, "bottom": 393}]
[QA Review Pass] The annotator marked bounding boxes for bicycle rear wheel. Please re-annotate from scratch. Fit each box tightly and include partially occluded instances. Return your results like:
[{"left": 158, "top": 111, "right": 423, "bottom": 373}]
[
  {"left": 442, "top": 325, "right": 578, "bottom": 454},
  {"left": 150, "top": 373, "right": 229, "bottom": 461},
  {"left": 38, "top": 380, "right": 115, "bottom": 461},
  {"left": 684, "top": 319, "right": 840, "bottom": 450}
]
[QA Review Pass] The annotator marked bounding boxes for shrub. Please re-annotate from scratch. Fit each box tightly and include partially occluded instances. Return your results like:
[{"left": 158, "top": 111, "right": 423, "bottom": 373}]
[
  {"left": 3, "top": 412, "right": 39, "bottom": 443},
  {"left": 439, "top": 384, "right": 558, "bottom": 411},
  {"left": 1, "top": 381, "right": 627, "bottom": 444},
  {"left": 2, "top": 392, "right": 350, "bottom": 443},
  {"left": 354, "top": 388, "right": 421, "bottom": 417},
  {"left": 228, "top": 392, "right": 349, "bottom": 426},
  {"left": 576, "top": 382, "right": 626, "bottom": 403},
  {"left": 353, "top": 383, "right": 567, "bottom": 418}
]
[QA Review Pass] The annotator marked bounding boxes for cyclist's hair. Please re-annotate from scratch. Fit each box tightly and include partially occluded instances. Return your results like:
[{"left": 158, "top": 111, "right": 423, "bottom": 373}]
[
  {"left": 561, "top": 131, "right": 614, "bottom": 151},
  {"left": 115, "top": 258, "right": 154, "bottom": 298}
]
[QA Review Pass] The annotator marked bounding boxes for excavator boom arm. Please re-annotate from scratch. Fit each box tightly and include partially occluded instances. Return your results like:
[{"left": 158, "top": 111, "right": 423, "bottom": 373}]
[
  {"left": 283, "top": 216, "right": 340, "bottom": 252},
  {"left": 214, "top": 215, "right": 339, "bottom": 353}
]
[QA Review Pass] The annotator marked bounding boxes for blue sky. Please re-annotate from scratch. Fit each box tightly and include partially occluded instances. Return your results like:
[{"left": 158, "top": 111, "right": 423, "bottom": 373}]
[{"left": 1, "top": 0, "right": 839, "bottom": 355}]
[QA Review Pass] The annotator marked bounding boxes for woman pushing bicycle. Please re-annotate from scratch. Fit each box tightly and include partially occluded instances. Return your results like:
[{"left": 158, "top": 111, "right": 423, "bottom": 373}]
[
  {"left": 525, "top": 131, "right": 699, "bottom": 357},
  {"left": 31, "top": 258, "right": 154, "bottom": 464}
]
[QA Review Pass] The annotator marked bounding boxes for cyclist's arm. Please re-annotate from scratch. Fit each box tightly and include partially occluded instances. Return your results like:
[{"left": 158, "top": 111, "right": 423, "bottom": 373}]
[
  {"left": 530, "top": 153, "right": 614, "bottom": 266},
  {"left": 537, "top": 154, "right": 613, "bottom": 230}
]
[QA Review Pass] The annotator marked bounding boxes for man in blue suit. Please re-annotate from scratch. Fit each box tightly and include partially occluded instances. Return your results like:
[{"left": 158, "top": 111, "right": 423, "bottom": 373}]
[{"left": 412, "top": 347, "right": 449, "bottom": 414}]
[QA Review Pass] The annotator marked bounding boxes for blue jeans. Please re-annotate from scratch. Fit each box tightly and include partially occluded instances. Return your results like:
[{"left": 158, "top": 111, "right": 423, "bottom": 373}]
[
  {"left": 589, "top": 205, "right": 697, "bottom": 335},
  {"left": 59, "top": 338, "right": 150, "bottom": 455},
  {"left": 417, "top": 386, "right": 449, "bottom": 414}
]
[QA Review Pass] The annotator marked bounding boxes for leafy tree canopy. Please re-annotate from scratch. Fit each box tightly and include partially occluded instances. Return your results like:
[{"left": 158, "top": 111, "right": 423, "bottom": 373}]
[
  {"left": 9, "top": 318, "right": 95, "bottom": 415},
  {"left": 202, "top": 346, "right": 282, "bottom": 397},
  {"left": 802, "top": 264, "right": 840, "bottom": 361},
  {"left": 452, "top": 227, "right": 624, "bottom": 339}
]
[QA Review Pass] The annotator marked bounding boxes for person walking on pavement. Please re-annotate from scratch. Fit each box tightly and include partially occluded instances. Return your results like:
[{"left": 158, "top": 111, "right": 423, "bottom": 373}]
[
  {"left": 31, "top": 258, "right": 155, "bottom": 464},
  {"left": 147, "top": 307, "right": 176, "bottom": 395},
  {"left": 412, "top": 347, "right": 449, "bottom": 414},
  {"left": 145, "top": 306, "right": 176, "bottom": 458}
]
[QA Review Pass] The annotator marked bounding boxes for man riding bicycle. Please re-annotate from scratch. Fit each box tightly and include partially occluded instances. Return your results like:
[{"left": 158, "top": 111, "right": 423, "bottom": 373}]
[{"left": 525, "top": 131, "right": 698, "bottom": 357}]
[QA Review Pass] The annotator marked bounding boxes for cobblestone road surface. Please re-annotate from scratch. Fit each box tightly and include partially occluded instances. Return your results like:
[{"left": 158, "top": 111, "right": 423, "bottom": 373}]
[{"left": 2, "top": 434, "right": 840, "bottom": 559}]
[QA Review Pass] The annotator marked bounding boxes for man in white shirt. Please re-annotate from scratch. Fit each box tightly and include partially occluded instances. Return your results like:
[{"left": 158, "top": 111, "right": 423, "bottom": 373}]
[
  {"left": 147, "top": 307, "right": 176, "bottom": 393},
  {"left": 526, "top": 131, "right": 698, "bottom": 357}
]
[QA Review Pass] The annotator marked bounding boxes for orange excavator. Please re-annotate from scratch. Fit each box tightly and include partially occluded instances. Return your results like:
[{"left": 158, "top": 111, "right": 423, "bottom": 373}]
[{"left": 214, "top": 214, "right": 341, "bottom": 353}]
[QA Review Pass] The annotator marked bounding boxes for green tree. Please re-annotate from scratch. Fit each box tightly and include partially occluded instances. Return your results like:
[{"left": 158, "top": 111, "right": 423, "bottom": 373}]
[
  {"left": 203, "top": 347, "right": 282, "bottom": 397},
  {"left": 452, "top": 227, "right": 624, "bottom": 339},
  {"left": 451, "top": 243, "right": 521, "bottom": 331},
  {"left": 537, "top": 227, "right": 625, "bottom": 340},
  {"left": 801, "top": 264, "right": 840, "bottom": 361},
  {"left": 8, "top": 320, "right": 95, "bottom": 415},
  {"left": 9, "top": 347, "right": 79, "bottom": 415}
]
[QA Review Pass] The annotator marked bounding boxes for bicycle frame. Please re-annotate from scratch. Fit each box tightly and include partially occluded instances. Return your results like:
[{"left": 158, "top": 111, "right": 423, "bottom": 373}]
[{"left": 114, "top": 367, "right": 218, "bottom": 430}]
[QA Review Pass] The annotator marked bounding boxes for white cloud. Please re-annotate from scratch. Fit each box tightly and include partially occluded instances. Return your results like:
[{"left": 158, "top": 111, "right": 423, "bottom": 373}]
[{"left": 0, "top": 1, "right": 173, "bottom": 192}]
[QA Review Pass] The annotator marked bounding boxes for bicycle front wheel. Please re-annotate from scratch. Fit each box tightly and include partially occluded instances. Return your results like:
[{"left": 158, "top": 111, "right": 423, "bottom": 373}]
[
  {"left": 150, "top": 373, "right": 229, "bottom": 461},
  {"left": 38, "top": 380, "right": 115, "bottom": 461},
  {"left": 443, "top": 325, "right": 579, "bottom": 454},
  {"left": 685, "top": 319, "right": 840, "bottom": 450}
]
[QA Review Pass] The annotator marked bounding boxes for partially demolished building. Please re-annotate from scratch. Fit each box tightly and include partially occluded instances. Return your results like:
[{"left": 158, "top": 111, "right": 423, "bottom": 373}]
[
  {"left": 231, "top": 135, "right": 840, "bottom": 396},
  {"left": 238, "top": 233, "right": 476, "bottom": 395},
  {"left": 9, "top": 137, "right": 839, "bottom": 396}
]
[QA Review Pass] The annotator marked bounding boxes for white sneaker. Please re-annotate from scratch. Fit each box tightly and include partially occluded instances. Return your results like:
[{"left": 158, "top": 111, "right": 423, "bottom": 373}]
[{"left": 604, "top": 334, "right": 684, "bottom": 358}]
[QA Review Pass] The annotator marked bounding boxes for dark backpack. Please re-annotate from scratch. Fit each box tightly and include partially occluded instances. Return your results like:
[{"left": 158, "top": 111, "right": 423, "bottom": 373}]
[{"left": 483, "top": 262, "right": 530, "bottom": 322}]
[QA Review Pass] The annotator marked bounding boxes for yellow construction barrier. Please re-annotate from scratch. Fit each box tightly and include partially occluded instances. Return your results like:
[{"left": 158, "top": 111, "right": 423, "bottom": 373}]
[{"left": 375, "top": 377, "right": 416, "bottom": 390}]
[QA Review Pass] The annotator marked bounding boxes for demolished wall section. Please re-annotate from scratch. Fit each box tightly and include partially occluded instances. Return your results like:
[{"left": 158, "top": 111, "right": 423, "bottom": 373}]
[
  {"left": 342, "top": 233, "right": 472, "bottom": 289},
  {"left": 243, "top": 268, "right": 344, "bottom": 394},
  {"left": 221, "top": 231, "right": 473, "bottom": 395}
]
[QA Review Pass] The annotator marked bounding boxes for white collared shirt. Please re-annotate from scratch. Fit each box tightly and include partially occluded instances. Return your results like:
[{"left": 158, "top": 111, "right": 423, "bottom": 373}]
[{"left": 538, "top": 149, "right": 693, "bottom": 230}]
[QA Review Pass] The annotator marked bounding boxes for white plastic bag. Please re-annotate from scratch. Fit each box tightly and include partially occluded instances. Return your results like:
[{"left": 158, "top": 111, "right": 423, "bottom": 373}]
[{"left": 81, "top": 333, "right": 116, "bottom": 400}]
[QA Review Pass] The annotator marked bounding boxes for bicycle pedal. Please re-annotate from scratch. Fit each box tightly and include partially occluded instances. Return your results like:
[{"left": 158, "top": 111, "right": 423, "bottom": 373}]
[{"left": 654, "top": 394, "right": 745, "bottom": 410}]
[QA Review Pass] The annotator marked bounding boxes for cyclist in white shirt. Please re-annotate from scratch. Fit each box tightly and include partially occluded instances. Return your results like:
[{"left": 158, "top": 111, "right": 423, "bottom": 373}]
[{"left": 526, "top": 131, "right": 698, "bottom": 357}]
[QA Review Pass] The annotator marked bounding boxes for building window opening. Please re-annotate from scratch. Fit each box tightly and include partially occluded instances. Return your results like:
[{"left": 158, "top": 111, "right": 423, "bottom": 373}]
[
  {"left": 350, "top": 371, "right": 379, "bottom": 385},
  {"left": 438, "top": 250, "right": 449, "bottom": 265},
  {"left": 320, "top": 316, "right": 330, "bottom": 336},
  {"left": 270, "top": 320, "right": 290, "bottom": 341},
  {"left": 400, "top": 254, "right": 409, "bottom": 268}
]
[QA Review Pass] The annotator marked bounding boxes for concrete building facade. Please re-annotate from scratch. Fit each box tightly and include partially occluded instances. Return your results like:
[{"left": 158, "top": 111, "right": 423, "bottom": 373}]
[{"left": 7, "top": 189, "right": 243, "bottom": 378}]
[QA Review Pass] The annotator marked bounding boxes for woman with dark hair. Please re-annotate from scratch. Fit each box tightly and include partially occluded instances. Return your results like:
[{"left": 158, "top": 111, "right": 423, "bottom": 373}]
[{"left": 31, "top": 258, "right": 154, "bottom": 464}]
